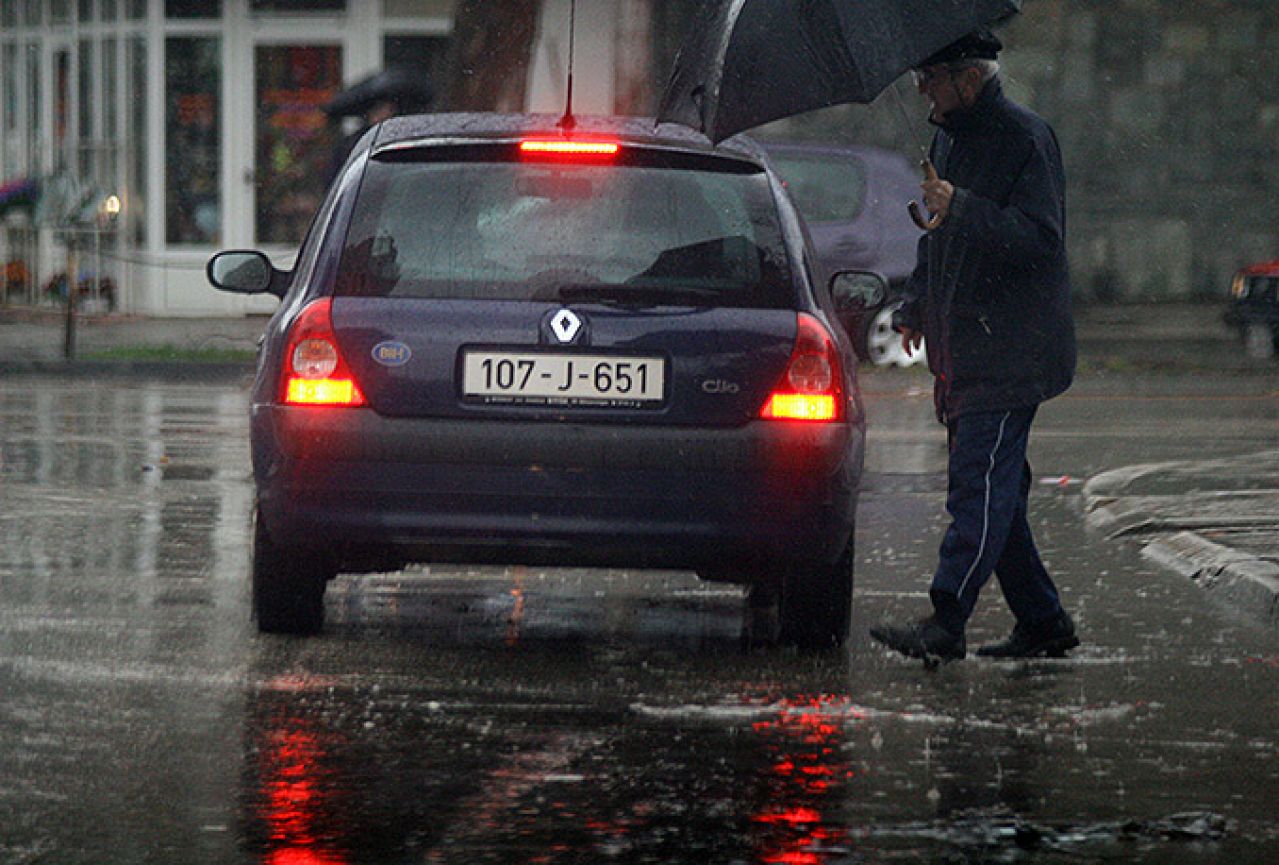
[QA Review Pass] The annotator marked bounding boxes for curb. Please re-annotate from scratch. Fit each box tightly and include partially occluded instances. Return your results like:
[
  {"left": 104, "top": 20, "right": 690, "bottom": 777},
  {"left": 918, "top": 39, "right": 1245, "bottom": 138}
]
[
  {"left": 1142, "top": 532, "right": 1279, "bottom": 625},
  {"left": 1084, "top": 455, "right": 1279, "bottom": 627}
]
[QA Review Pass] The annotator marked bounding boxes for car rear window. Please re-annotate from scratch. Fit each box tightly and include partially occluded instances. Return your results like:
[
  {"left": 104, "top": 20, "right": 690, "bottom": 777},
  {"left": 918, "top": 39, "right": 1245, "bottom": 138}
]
[
  {"left": 769, "top": 152, "right": 867, "bottom": 223},
  {"left": 334, "top": 146, "right": 792, "bottom": 307}
]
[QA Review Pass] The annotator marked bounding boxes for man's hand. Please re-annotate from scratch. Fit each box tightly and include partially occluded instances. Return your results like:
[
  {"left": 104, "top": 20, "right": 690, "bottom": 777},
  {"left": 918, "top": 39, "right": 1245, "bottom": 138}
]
[
  {"left": 900, "top": 328, "right": 924, "bottom": 357},
  {"left": 921, "top": 176, "right": 954, "bottom": 219}
]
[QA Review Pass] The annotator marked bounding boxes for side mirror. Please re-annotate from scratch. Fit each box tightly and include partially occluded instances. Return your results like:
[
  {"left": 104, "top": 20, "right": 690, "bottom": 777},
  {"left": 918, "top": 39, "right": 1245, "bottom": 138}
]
[
  {"left": 207, "top": 250, "right": 287, "bottom": 298},
  {"left": 830, "top": 270, "right": 887, "bottom": 313}
]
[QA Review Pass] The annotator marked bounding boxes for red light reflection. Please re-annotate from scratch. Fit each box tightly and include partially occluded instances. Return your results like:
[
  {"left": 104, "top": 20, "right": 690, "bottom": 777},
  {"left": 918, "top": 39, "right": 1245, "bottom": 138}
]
[
  {"left": 256, "top": 715, "right": 348, "bottom": 865},
  {"left": 750, "top": 695, "right": 855, "bottom": 864}
]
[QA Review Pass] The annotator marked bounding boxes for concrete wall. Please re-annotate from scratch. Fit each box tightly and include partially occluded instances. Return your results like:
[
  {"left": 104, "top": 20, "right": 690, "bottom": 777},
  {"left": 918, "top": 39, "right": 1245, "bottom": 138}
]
[
  {"left": 752, "top": 0, "right": 1279, "bottom": 302},
  {"left": 1003, "top": 0, "right": 1279, "bottom": 302}
]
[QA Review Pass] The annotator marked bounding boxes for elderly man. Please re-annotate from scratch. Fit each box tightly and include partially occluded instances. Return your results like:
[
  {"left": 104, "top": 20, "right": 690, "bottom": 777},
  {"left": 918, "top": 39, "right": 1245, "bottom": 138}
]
[{"left": 869, "top": 29, "right": 1079, "bottom": 662}]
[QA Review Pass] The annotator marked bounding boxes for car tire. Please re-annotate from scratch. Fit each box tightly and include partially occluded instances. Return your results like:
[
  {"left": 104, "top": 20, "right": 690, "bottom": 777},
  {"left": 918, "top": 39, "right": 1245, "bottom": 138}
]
[
  {"left": 863, "top": 305, "right": 925, "bottom": 368},
  {"left": 779, "top": 532, "right": 855, "bottom": 650},
  {"left": 252, "top": 508, "right": 329, "bottom": 635}
]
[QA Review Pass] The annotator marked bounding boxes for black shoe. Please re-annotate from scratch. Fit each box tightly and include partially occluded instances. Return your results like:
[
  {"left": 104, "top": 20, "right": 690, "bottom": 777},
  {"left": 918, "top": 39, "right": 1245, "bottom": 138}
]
[
  {"left": 869, "top": 617, "right": 966, "bottom": 661},
  {"left": 977, "top": 612, "right": 1080, "bottom": 658}
]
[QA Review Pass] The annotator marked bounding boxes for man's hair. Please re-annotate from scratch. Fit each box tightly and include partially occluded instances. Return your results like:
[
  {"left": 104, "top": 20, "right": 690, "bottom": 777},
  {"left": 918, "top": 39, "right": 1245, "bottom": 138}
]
[{"left": 954, "top": 59, "right": 1000, "bottom": 83}]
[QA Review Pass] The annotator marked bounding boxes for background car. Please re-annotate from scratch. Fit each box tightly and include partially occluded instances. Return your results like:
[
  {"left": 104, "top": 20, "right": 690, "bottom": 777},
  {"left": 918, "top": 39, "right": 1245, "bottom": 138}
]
[
  {"left": 1225, "top": 259, "right": 1279, "bottom": 360},
  {"left": 208, "top": 113, "right": 867, "bottom": 648},
  {"left": 758, "top": 140, "right": 926, "bottom": 366}
]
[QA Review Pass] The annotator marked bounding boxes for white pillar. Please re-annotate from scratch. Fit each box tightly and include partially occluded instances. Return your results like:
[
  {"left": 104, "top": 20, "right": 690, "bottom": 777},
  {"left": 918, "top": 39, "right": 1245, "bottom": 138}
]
[{"left": 526, "top": 0, "right": 617, "bottom": 116}]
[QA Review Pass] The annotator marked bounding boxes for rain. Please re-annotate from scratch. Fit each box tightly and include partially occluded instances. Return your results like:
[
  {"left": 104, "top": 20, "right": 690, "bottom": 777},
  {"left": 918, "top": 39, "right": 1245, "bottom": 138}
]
[
  {"left": 2, "top": 1, "right": 1279, "bottom": 863},
  {"left": 1, "top": 369, "right": 1275, "bottom": 863}
]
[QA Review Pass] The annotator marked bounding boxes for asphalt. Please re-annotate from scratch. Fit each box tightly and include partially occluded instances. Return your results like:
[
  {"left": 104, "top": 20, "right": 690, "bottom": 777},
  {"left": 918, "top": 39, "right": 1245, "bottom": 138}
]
[{"left": 2, "top": 300, "right": 1276, "bottom": 626}]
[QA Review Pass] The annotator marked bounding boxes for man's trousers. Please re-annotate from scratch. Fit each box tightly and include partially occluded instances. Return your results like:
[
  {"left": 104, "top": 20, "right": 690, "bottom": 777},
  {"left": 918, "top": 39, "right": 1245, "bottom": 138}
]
[{"left": 929, "top": 406, "right": 1066, "bottom": 631}]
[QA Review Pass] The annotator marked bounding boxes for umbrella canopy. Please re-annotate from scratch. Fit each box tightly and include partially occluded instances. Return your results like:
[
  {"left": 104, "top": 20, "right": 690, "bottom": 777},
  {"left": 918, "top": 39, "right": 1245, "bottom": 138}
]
[
  {"left": 657, "top": 0, "right": 1021, "bottom": 143},
  {"left": 325, "top": 66, "right": 435, "bottom": 119}
]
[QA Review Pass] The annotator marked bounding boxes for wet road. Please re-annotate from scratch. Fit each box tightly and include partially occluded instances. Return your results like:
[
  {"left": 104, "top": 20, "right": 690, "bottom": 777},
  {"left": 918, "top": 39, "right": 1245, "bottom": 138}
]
[{"left": 0, "top": 369, "right": 1276, "bottom": 864}]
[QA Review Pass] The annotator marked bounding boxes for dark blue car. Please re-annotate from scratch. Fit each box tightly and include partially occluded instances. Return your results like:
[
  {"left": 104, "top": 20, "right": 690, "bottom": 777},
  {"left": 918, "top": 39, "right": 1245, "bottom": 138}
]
[{"left": 208, "top": 113, "right": 867, "bottom": 647}]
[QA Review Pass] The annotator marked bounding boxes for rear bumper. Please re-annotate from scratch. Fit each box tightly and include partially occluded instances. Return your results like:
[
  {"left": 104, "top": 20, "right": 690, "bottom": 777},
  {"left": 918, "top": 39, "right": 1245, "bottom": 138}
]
[{"left": 252, "top": 405, "right": 863, "bottom": 572}]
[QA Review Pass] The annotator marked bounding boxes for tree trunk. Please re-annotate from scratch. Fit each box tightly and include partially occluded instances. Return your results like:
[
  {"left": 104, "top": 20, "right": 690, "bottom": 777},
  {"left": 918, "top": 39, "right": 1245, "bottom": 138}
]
[{"left": 444, "top": 0, "right": 541, "bottom": 112}]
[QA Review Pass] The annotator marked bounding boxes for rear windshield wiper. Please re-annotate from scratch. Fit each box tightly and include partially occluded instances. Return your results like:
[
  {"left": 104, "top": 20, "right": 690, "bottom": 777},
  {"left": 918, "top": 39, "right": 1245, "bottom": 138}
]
[{"left": 556, "top": 284, "right": 722, "bottom": 308}]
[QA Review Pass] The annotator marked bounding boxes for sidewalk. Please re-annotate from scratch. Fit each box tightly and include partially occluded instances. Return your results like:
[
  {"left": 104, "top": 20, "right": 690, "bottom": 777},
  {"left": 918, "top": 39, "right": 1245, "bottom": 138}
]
[
  {"left": 1083, "top": 451, "right": 1279, "bottom": 626},
  {"left": 2, "top": 300, "right": 1277, "bottom": 624},
  {"left": 0, "top": 307, "right": 267, "bottom": 379}
]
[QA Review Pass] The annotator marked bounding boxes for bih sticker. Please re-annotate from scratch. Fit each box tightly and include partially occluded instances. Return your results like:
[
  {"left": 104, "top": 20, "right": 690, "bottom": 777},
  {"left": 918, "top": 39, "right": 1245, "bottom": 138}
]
[{"left": 372, "top": 340, "right": 412, "bottom": 367}]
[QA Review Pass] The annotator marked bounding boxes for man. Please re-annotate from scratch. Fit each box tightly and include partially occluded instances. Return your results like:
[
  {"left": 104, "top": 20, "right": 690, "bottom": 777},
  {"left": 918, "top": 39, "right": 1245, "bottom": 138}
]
[{"left": 868, "top": 29, "right": 1079, "bottom": 661}]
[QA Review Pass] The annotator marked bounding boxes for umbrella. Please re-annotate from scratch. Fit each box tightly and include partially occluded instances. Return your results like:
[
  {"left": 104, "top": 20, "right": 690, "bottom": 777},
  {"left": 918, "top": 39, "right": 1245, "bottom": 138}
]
[
  {"left": 656, "top": 0, "right": 1021, "bottom": 144},
  {"left": 324, "top": 66, "right": 435, "bottom": 119}
]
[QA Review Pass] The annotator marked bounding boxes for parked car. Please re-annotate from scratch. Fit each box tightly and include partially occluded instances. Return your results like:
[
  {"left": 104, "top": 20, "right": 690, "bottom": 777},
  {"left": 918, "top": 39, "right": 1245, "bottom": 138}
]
[
  {"left": 207, "top": 112, "right": 868, "bottom": 648},
  {"left": 757, "top": 140, "right": 925, "bottom": 366},
  {"left": 1225, "top": 259, "right": 1279, "bottom": 359}
]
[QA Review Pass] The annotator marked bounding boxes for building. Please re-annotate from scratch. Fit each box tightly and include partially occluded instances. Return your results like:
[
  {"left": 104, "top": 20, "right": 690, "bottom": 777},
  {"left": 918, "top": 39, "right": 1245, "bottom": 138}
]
[{"left": 0, "top": 0, "right": 685, "bottom": 317}]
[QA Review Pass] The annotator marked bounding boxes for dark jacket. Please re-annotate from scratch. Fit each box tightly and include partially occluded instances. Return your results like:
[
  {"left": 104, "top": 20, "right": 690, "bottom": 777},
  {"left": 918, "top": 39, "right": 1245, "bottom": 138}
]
[{"left": 895, "top": 78, "right": 1075, "bottom": 422}]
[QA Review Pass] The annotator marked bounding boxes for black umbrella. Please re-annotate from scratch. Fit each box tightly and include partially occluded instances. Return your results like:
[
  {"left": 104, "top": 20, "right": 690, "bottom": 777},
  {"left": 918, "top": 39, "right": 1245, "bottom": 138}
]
[
  {"left": 656, "top": 0, "right": 1021, "bottom": 144},
  {"left": 324, "top": 66, "right": 435, "bottom": 119}
]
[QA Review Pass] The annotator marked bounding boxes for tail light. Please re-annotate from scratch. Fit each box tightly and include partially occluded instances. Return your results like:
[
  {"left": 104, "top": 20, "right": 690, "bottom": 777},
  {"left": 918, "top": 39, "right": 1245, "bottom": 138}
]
[
  {"left": 760, "top": 313, "right": 844, "bottom": 422},
  {"left": 519, "top": 139, "right": 620, "bottom": 159},
  {"left": 280, "top": 298, "right": 366, "bottom": 407}
]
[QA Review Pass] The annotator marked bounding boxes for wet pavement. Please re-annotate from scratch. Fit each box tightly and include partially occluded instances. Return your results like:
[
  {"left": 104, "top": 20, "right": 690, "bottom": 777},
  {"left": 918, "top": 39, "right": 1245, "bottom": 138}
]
[{"left": 0, "top": 366, "right": 1276, "bottom": 864}]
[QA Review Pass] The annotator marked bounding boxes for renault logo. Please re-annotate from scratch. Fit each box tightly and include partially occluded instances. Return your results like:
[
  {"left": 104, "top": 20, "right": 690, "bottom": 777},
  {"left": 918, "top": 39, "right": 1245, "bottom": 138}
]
[{"left": 550, "top": 309, "right": 582, "bottom": 343}]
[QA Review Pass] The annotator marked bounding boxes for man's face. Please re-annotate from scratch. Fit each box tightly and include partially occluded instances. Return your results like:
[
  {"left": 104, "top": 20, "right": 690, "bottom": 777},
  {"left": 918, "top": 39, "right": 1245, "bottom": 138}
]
[{"left": 914, "top": 64, "right": 975, "bottom": 122}]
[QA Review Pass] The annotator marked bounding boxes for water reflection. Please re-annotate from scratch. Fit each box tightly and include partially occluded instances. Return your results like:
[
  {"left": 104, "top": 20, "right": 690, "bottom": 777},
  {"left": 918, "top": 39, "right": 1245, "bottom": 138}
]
[
  {"left": 749, "top": 695, "right": 853, "bottom": 864},
  {"left": 0, "top": 379, "right": 253, "bottom": 863},
  {"left": 247, "top": 690, "right": 350, "bottom": 865}
]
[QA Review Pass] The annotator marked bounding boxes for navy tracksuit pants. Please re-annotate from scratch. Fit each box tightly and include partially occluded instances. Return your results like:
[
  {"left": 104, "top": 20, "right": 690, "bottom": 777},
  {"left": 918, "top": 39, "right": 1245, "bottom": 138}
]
[{"left": 929, "top": 406, "right": 1065, "bottom": 632}]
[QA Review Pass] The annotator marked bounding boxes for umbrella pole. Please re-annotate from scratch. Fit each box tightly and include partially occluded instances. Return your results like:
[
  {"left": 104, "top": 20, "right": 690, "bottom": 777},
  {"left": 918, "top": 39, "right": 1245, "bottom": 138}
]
[{"left": 888, "top": 82, "right": 945, "bottom": 230}]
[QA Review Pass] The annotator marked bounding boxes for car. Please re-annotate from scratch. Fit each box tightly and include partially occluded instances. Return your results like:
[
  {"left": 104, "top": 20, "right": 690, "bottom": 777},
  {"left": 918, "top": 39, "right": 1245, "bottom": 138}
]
[
  {"left": 1225, "top": 259, "right": 1279, "bottom": 360},
  {"left": 207, "top": 112, "right": 869, "bottom": 648},
  {"left": 757, "top": 140, "right": 926, "bottom": 366}
]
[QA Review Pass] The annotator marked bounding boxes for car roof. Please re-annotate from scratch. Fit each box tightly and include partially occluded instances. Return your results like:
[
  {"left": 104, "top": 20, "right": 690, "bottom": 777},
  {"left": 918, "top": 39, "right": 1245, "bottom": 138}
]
[
  {"left": 1239, "top": 259, "right": 1279, "bottom": 276},
  {"left": 372, "top": 112, "right": 769, "bottom": 166}
]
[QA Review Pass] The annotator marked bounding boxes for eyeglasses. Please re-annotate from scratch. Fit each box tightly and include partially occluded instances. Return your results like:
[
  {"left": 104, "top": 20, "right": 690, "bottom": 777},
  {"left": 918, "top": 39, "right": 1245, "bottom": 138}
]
[{"left": 912, "top": 64, "right": 970, "bottom": 87}]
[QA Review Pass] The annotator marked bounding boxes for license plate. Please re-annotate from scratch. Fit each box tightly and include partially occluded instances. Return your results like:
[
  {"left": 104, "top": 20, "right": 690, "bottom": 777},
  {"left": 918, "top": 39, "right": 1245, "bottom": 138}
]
[{"left": 462, "top": 351, "right": 666, "bottom": 407}]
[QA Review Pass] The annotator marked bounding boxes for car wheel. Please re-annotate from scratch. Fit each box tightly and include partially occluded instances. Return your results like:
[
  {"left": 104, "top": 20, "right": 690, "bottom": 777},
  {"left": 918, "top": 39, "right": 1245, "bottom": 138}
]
[
  {"left": 863, "top": 305, "right": 925, "bottom": 367},
  {"left": 252, "top": 508, "right": 329, "bottom": 635},
  {"left": 1244, "top": 322, "right": 1276, "bottom": 360},
  {"left": 779, "top": 532, "right": 855, "bottom": 650}
]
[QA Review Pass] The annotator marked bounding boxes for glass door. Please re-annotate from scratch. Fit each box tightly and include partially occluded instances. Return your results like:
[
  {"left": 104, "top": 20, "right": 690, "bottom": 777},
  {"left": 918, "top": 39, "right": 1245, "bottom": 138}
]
[{"left": 253, "top": 43, "right": 342, "bottom": 246}]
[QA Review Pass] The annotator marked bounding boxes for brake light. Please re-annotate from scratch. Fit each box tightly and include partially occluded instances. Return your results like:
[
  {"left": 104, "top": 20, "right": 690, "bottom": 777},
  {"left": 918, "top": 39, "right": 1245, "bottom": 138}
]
[
  {"left": 519, "top": 139, "right": 620, "bottom": 158},
  {"left": 281, "top": 298, "right": 366, "bottom": 407},
  {"left": 760, "top": 313, "right": 844, "bottom": 422}
]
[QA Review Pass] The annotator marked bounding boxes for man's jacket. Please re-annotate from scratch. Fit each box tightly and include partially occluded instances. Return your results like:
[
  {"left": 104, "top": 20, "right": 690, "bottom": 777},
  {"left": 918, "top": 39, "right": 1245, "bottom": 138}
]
[{"left": 895, "top": 78, "right": 1075, "bottom": 422}]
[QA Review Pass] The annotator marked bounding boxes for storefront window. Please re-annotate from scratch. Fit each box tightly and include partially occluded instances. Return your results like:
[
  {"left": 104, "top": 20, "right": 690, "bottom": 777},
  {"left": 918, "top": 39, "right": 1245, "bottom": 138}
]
[
  {"left": 254, "top": 44, "right": 341, "bottom": 244},
  {"left": 78, "top": 39, "right": 94, "bottom": 142},
  {"left": 102, "top": 37, "right": 118, "bottom": 187},
  {"left": 53, "top": 50, "right": 69, "bottom": 171},
  {"left": 102, "top": 38, "right": 117, "bottom": 143},
  {"left": 2, "top": 2, "right": 17, "bottom": 28},
  {"left": 2, "top": 45, "right": 16, "bottom": 137},
  {"left": 166, "top": 0, "right": 220, "bottom": 17},
  {"left": 24, "top": 0, "right": 41, "bottom": 27},
  {"left": 165, "top": 37, "right": 220, "bottom": 244},
  {"left": 127, "top": 36, "right": 146, "bottom": 244},
  {"left": 383, "top": 0, "right": 454, "bottom": 16},
  {"left": 25, "top": 44, "right": 40, "bottom": 174},
  {"left": 250, "top": 0, "right": 345, "bottom": 11},
  {"left": 51, "top": 0, "right": 70, "bottom": 24},
  {"left": 78, "top": 0, "right": 91, "bottom": 21}
]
